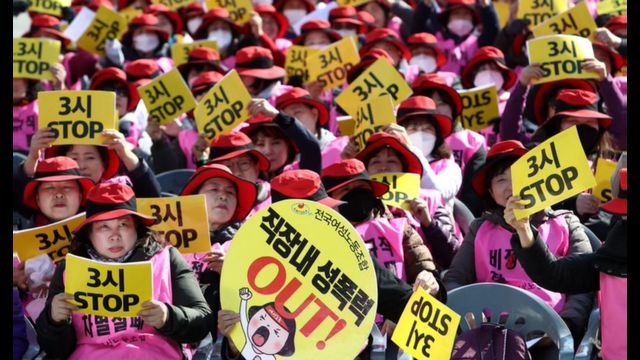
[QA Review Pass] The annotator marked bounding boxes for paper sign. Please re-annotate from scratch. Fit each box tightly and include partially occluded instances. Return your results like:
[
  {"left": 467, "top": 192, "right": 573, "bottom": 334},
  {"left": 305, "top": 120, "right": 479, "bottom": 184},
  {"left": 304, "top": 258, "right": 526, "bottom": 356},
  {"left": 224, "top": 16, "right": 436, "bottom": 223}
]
[
  {"left": 194, "top": 70, "right": 252, "bottom": 143},
  {"left": 370, "top": 173, "right": 420, "bottom": 210},
  {"left": 527, "top": 34, "right": 598, "bottom": 84},
  {"left": 597, "top": 0, "right": 626, "bottom": 16},
  {"left": 118, "top": 6, "right": 143, "bottom": 23},
  {"left": 337, "top": 115, "right": 355, "bottom": 136},
  {"left": 533, "top": 2, "right": 597, "bottom": 41},
  {"left": 28, "top": 0, "right": 71, "bottom": 17},
  {"left": 153, "top": 0, "right": 197, "bottom": 11},
  {"left": 511, "top": 126, "right": 597, "bottom": 219},
  {"left": 517, "top": 0, "right": 568, "bottom": 27},
  {"left": 352, "top": 95, "right": 396, "bottom": 151},
  {"left": 65, "top": 253, "right": 153, "bottom": 318},
  {"left": 494, "top": 0, "right": 511, "bottom": 30},
  {"left": 336, "top": 58, "right": 413, "bottom": 118},
  {"left": 63, "top": 7, "right": 96, "bottom": 43},
  {"left": 137, "top": 195, "right": 211, "bottom": 254},
  {"left": 337, "top": 0, "right": 371, "bottom": 7},
  {"left": 285, "top": 45, "right": 319, "bottom": 83},
  {"left": 171, "top": 40, "right": 219, "bottom": 67},
  {"left": 205, "top": 0, "right": 254, "bottom": 25},
  {"left": 306, "top": 36, "right": 361, "bottom": 92},
  {"left": 456, "top": 84, "right": 500, "bottom": 132},
  {"left": 38, "top": 90, "right": 117, "bottom": 145},
  {"left": 220, "top": 200, "right": 377, "bottom": 359},
  {"left": 592, "top": 158, "right": 617, "bottom": 203},
  {"left": 138, "top": 69, "right": 197, "bottom": 126},
  {"left": 77, "top": 5, "right": 128, "bottom": 56},
  {"left": 13, "top": 38, "right": 61, "bottom": 81},
  {"left": 391, "top": 287, "right": 461, "bottom": 360},
  {"left": 13, "top": 213, "right": 86, "bottom": 263}
]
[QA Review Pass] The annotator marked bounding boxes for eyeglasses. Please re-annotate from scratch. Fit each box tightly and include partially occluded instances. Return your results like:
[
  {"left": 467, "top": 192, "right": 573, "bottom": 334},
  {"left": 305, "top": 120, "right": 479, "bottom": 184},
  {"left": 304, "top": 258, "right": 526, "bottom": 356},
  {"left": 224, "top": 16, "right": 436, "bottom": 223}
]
[{"left": 222, "top": 159, "right": 255, "bottom": 172}]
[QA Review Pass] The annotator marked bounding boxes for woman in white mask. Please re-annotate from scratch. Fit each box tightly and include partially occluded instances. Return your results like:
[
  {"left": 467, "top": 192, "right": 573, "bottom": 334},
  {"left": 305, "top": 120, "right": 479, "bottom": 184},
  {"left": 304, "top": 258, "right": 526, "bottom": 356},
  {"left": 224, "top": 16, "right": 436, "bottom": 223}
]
[
  {"left": 407, "top": 32, "right": 460, "bottom": 88},
  {"left": 143, "top": 4, "right": 183, "bottom": 47},
  {"left": 275, "top": 0, "right": 314, "bottom": 36},
  {"left": 329, "top": 5, "right": 367, "bottom": 40},
  {"left": 192, "top": 8, "right": 240, "bottom": 62},
  {"left": 178, "top": 3, "right": 205, "bottom": 37},
  {"left": 118, "top": 14, "right": 173, "bottom": 73}
]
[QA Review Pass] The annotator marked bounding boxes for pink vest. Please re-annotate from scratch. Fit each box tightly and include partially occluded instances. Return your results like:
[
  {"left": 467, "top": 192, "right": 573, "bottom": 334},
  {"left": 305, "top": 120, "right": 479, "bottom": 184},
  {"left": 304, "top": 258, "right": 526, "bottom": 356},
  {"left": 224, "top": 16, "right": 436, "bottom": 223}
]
[
  {"left": 178, "top": 129, "right": 199, "bottom": 169},
  {"left": 436, "top": 71, "right": 459, "bottom": 87},
  {"left": 67, "top": 247, "right": 183, "bottom": 360},
  {"left": 222, "top": 55, "right": 236, "bottom": 71},
  {"left": 474, "top": 216, "right": 569, "bottom": 312},
  {"left": 613, "top": 76, "right": 627, "bottom": 98},
  {"left": 286, "top": 134, "right": 349, "bottom": 171},
  {"left": 13, "top": 100, "right": 39, "bottom": 152},
  {"left": 357, "top": 217, "right": 406, "bottom": 281},
  {"left": 477, "top": 90, "right": 510, "bottom": 147},
  {"left": 428, "top": 157, "right": 452, "bottom": 175},
  {"left": 403, "top": 64, "right": 421, "bottom": 85},
  {"left": 444, "top": 129, "right": 487, "bottom": 174},
  {"left": 599, "top": 274, "right": 627, "bottom": 360},
  {"left": 435, "top": 32, "right": 479, "bottom": 75}
]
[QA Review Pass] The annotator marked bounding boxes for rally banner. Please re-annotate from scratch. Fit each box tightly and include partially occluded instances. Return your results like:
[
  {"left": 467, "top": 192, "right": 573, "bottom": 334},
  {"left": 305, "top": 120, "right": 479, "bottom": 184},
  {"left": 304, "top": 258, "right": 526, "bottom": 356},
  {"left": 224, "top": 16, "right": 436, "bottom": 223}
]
[
  {"left": 137, "top": 195, "right": 211, "bottom": 254},
  {"left": 533, "top": 2, "right": 597, "bottom": 41},
  {"left": 284, "top": 45, "right": 319, "bottom": 83},
  {"left": 352, "top": 95, "right": 396, "bottom": 151},
  {"left": 391, "top": 287, "right": 461, "bottom": 360},
  {"left": 13, "top": 213, "right": 86, "bottom": 263},
  {"left": 336, "top": 58, "right": 413, "bottom": 118},
  {"left": 511, "top": 126, "right": 596, "bottom": 219},
  {"left": 13, "top": 38, "right": 61, "bottom": 81},
  {"left": 597, "top": 0, "right": 626, "bottom": 16},
  {"left": 38, "top": 90, "right": 117, "bottom": 145},
  {"left": 65, "top": 254, "right": 153, "bottom": 318},
  {"left": 152, "top": 0, "right": 197, "bottom": 11},
  {"left": 456, "top": 84, "right": 500, "bottom": 132},
  {"left": 28, "top": 0, "right": 71, "bottom": 17},
  {"left": 592, "top": 158, "right": 617, "bottom": 203},
  {"left": 370, "top": 173, "right": 420, "bottom": 210},
  {"left": 517, "top": 0, "right": 568, "bottom": 27},
  {"left": 77, "top": 5, "right": 128, "bottom": 56},
  {"left": 205, "top": 0, "right": 253, "bottom": 25},
  {"left": 306, "top": 37, "right": 360, "bottom": 92},
  {"left": 220, "top": 200, "right": 377, "bottom": 359},
  {"left": 194, "top": 70, "right": 252, "bottom": 143},
  {"left": 526, "top": 34, "right": 598, "bottom": 84},
  {"left": 138, "top": 69, "right": 197, "bottom": 126},
  {"left": 171, "top": 40, "right": 219, "bottom": 67}
]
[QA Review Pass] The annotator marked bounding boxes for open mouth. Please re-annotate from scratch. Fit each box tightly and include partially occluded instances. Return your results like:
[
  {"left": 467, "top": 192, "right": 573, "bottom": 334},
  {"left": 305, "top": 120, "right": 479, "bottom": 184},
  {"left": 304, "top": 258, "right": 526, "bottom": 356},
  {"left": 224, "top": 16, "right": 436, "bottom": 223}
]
[{"left": 251, "top": 326, "right": 270, "bottom": 347}]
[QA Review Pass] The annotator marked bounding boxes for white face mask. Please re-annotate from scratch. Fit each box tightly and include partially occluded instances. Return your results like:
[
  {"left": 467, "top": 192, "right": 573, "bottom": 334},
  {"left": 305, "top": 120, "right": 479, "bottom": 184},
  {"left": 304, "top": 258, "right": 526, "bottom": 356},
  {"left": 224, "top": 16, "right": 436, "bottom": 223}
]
[
  {"left": 409, "top": 131, "right": 437, "bottom": 158},
  {"left": 447, "top": 18, "right": 474, "bottom": 37},
  {"left": 474, "top": 69, "right": 504, "bottom": 91},
  {"left": 208, "top": 30, "right": 233, "bottom": 51},
  {"left": 409, "top": 54, "right": 438, "bottom": 73},
  {"left": 253, "top": 0, "right": 273, "bottom": 5},
  {"left": 187, "top": 18, "right": 202, "bottom": 34},
  {"left": 336, "top": 29, "right": 357, "bottom": 38},
  {"left": 307, "top": 43, "right": 328, "bottom": 50},
  {"left": 283, "top": 9, "right": 307, "bottom": 26},
  {"left": 133, "top": 33, "right": 160, "bottom": 53}
]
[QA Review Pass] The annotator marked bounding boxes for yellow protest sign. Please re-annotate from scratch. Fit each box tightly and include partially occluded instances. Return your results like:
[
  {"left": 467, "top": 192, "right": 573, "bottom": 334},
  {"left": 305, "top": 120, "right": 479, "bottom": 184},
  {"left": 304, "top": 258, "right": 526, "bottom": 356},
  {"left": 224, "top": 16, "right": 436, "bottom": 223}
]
[
  {"left": 137, "top": 195, "right": 211, "bottom": 254},
  {"left": 337, "top": 116, "right": 355, "bottom": 136},
  {"left": 195, "top": 70, "right": 252, "bottom": 143},
  {"left": 391, "top": 287, "right": 461, "bottom": 360},
  {"left": 336, "top": 58, "right": 413, "bottom": 118},
  {"left": 28, "top": 0, "right": 70, "bottom": 17},
  {"left": 592, "top": 158, "right": 617, "bottom": 203},
  {"left": 517, "top": 0, "right": 568, "bottom": 27},
  {"left": 38, "top": 90, "right": 117, "bottom": 146},
  {"left": 220, "top": 200, "right": 377, "bottom": 359},
  {"left": 13, "top": 38, "right": 61, "bottom": 81},
  {"left": 171, "top": 40, "right": 219, "bottom": 67},
  {"left": 533, "top": 2, "right": 597, "bottom": 41},
  {"left": 13, "top": 213, "right": 86, "bottom": 263},
  {"left": 284, "top": 45, "right": 319, "bottom": 83},
  {"left": 352, "top": 94, "right": 396, "bottom": 151},
  {"left": 306, "top": 37, "right": 360, "bottom": 92},
  {"left": 118, "top": 6, "right": 142, "bottom": 23},
  {"left": 205, "top": 0, "right": 253, "bottom": 25},
  {"left": 370, "top": 173, "right": 420, "bottom": 210},
  {"left": 597, "top": 0, "right": 626, "bottom": 16},
  {"left": 138, "top": 69, "right": 197, "bottom": 126},
  {"left": 77, "top": 5, "right": 128, "bottom": 56},
  {"left": 65, "top": 254, "right": 153, "bottom": 318},
  {"left": 152, "top": 0, "right": 197, "bottom": 11},
  {"left": 494, "top": 0, "right": 511, "bottom": 29},
  {"left": 337, "top": 0, "right": 371, "bottom": 7},
  {"left": 511, "top": 126, "right": 596, "bottom": 219},
  {"left": 527, "top": 34, "right": 598, "bottom": 85},
  {"left": 456, "top": 84, "right": 500, "bottom": 132}
]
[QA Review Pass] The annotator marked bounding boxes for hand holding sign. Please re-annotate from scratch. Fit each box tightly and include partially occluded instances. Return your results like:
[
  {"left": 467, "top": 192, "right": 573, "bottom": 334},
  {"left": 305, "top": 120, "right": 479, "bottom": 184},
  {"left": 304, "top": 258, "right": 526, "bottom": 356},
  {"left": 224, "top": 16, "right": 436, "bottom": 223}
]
[
  {"left": 138, "top": 300, "right": 169, "bottom": 329},
  {"left": 526, "top": 34, "right": 598, "bottom": 84},
  {"left": 51, "top": 293, "right": 80, "bottom": 324},
  {"left": 407, "top": 198, "right": 433, "bottom": 228}
]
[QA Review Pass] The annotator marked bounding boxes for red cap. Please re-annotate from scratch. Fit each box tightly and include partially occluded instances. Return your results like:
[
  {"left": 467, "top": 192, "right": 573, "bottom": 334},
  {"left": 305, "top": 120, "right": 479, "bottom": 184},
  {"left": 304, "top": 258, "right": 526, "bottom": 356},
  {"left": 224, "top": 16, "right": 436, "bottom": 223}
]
[
  {"left": 24, "top": 14, "right": 71, "bottom": 47},
  {"left": 407, "top": 32, "right": 447, "bottom": 68},
  {"left": 411, "top": 73, "right": 463, "bottom": 118},
  {"left": 321, "top": 159, "right": 389, "bottom": 197},
  {"left": 179, "top": 3, "right": 205, "bottom": 21},
  {"left": 356, "top": 133, "right": 424, "bottom": 176},
  {"left": 471, "top": 140, "right": 527, "bottom": 197},
  {"left": 600, "top": 168, "right": 626, "bottom": 215},
  {"left": 347, "top": 48, "right": 394, "bottom": 84},
  {"left": 121, "top": 14, "right": 170, "bottom": 47},
  {"left": 87, "top": 0, "right": 114, "bottom": 10},
  {"left": 274, "top": 0, "right": 315, "bottom": 13},
  {"left": 90, "top": 67, "right": 140, "bottom": 113},
  {"left": 357, "top": 10, "right": 376, "bottom": 31},
  {"left": 360, "top": 28, "right": 410, "bottom": 61},
  {"left": 438, "top": 0, "right": 480, "bottom": 25},
  {"left": 44, "top": 146, "right": 121, "bottom": 181},
  {"left": 397, "top": 96, "right": 453, "bottom": 139},
  {"left": 461, "top": 46, "right": 516, "bottom": 89},
  {"left": 236, "top": 46, "right": 285, "bottom": 79},
  {"left": 604, "top": 15, "right": 626, "bottom": 35},
  {"left": 270, "top": 169, "right": 344, "bottom": 209},
  {"left": 293, "top": 20, "right": 342, "bottom": 45},
  {"left": 177, "top": 47, "right": 225, "bottom": 76},
  {"left": 255, "top": 5, "right": 289, "bottom": 39},
  {"left": 208, "top": 132, "right": 270, "bottom": 172},
  {"left": 193, "top": 8, "right": 240, "bottom": 40},
  {"left": 190, "top": 71, "right": 225, "bottom": 94},
  {"left": 144, "top": 3, "right": 184, "bottom": 34},
  {"left": 124, "top": 59, "right": 161, "bottom": 81},
  {"left": 329, "top": 6, "right": 367, "bottom": 34},
  {"left": 526, "top": 79, "right": 597, "bottom": 125},
  {"left": 275, "top": 87, "right": 329, "bottom": 126}
]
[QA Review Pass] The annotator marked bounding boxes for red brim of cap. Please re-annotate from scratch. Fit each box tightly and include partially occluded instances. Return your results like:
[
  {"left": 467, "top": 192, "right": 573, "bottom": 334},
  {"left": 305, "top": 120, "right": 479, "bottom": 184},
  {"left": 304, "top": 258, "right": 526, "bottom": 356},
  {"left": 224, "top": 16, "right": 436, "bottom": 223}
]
[
  {"left": 23, "top": 176, "right": 95, "bottom": 210},
  {"left": 325, "top": 178, "right": 389, "bottom": 198},
  {"left": 25, "top": 28, "right": 71, "bottom": 47},
  {"left": 333, "top": 18, "right": 367, "bottom": 33},
  {"left": 236, "top": 66, "right": 286, "bottom": 80},
  {"left": 356, "top": 138, "right": 423, "bottom": 176},
  {"left": 396, "top": 111, "right": 453, "bottom": 139},
  {"left": 209, "top": 148, "right": 271, "bottom": 172},
  {"left": 277, "top": 98, "right": 329, "bottom": 126},
  {"left": 292, "top": 29, "right": 342, "bottom": 45},
  {"left": 73, "top": 209, "right": 157, "bottom": 234},
  {"left": 471, "top": 152, "right": 526, "bottom": 198},
  {"left": 437, "top": 4, "right": 480, "bottom": 26},
  {"left": 530, "top": 79, "right": 596, "bottom": 125},
  {"left": 317, "top": 195, "right": 346, "bottom": 209},
  {"left": 600, "top": 198, "right": 626, "bottom": 216},
  {"left": 177, "top": 61, "right": 225, "bottom": 78},
  {"left": 550, "top": 110, "right": 613, "bottom": 130}
]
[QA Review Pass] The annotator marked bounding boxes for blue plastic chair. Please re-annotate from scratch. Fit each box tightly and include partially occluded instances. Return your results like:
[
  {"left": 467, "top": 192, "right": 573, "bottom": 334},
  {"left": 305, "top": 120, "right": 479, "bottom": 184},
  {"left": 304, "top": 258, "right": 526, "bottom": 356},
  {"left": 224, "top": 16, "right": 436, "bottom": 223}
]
[
  {"left": 574, "top": 308, "right": 600, "bottom": 360},
  {"left": 453, "top": 198, "right": 475, "bottom": 237},
  {"left": 156, "top": 169, "right": 195, "bottom": 196},
  {"left": 447, "top": 283, "right": 575, "bottom": 360}
]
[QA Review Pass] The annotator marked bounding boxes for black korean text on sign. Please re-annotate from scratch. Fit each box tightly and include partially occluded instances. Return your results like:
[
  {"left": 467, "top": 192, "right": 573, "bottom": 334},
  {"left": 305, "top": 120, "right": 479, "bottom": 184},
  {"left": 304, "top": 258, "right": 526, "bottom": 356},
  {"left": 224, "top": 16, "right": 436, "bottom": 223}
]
[
  {"left": 315, "top": 47, "right": 353, "bottom": 89},
  {"left": 146, "top": 80, "right": 186, "bottom": 121},
  {"left": 49, "top": 95, "right": 105, "bottom": 139},
  {"left": 13, "top": 40, "right": 54, "bottom": 78},
  {"left": 86, "top": 18, "right": 122, "bottom": 53},
  {"left": 202, "top": 85, "right": 243, "bottom": 140},
  {"left": 540, "top": 39, "right": 587, "bottom": 78},
  {"left": 405, "top": 295, "right": 453, "bottom": 358},
  {"left": 150, "top": 201, "right": 198, "bottom": 249},
  {"left": 75, "top": 268, "right": 140, "bottom": 312},
  {"left": 352, "top": 72, "right": 400, "bottom": 103},
  {"left": 521, "top": 0, "right": 560, "bottom": 25},
  {"left": 36, "top": 224, "right": 72, "bottom": 260},
  {"left": 216, "top": 0, "right": 247, "bottom": 23}
]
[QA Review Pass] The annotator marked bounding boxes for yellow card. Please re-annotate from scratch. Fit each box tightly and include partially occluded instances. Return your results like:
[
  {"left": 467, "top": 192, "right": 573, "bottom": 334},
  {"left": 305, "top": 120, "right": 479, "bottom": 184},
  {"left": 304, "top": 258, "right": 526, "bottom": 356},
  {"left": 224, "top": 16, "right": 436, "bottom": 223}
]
[
  {"left": 65, "top": 254, "right": 153, "bottom": 318},
  {"left": 138, "top": 69, "right": 197, "bottom": 125},
  {"left": 205, "top": 0, "right": 254, "bottom": 25},
  {"left": 171, "top": 40, "right": 219, "bottom": 67},
  {"left": 13, "top": 38, "right": 61, "bottom": 81},
  {"left": 391, "top": 287, "right": 461, "bottom": 360},
  {"left": 77, "top": 5, "right": 128, "bottom": 56},
  {"left": 517, "top": 0, "right": 568, "bottom": 27},
  {"left": 284, "top": 45, "right": 319, "bottom": 83},
  {"left": 533, "top": 2, "right": 597, "bottom": 41},
  {"left": 152, "top": 0, "right": 197, "bottom": 11},
  {"left": 137, "top": 195, "right": 212, "bottom": 254},
  {"left": 527, "top": 34, "right": 598, "bottom": 84},
  {"left": 220, "top": 200, "right": 377, "bottom": 359},
  {"left": 28, "top": 0, "right": 70, "bottom": 17},
  {"left": 13, "top": 213, "right": 86, "bottom": 263},
  {"left": 337, "top": 0, "right": 371, "bottom": 6},
  {"left": 337, "top": 116, "right": 355, "bottom": 136},
  {"left": 38, "top": 90, "right": 117, "bottom": 146},
  {"left": 370, "top": 173, "right": 420, "bottom": 210},
  {"left": 336, "top": 58, "right": 413, "bottom": 118},
  {"left": 597, "top": 0, "right": 626, "bottom": 16},
  {"left": 194, "top": 70, "right": 252, "bottom": 143},
  {"left": 494, "top": 0, "right": 511, "bottom": 29},
  {"left": 457, "top": 84, "right": 500, "bottom": 132},
  {"left": 118, "top": 6, "right": 142, "bottom": 23},
  {"left": 511, "top": 126, "right": 597, "bottom": 219},
  {"left": 306, "top": 37, "right": 361, "bottom": 92},
  {"left": 352, "top": 94, "right": 396, "bottom": 151},
  {"left": 592, "top": 158, "right": 617, "bottom": 203}
]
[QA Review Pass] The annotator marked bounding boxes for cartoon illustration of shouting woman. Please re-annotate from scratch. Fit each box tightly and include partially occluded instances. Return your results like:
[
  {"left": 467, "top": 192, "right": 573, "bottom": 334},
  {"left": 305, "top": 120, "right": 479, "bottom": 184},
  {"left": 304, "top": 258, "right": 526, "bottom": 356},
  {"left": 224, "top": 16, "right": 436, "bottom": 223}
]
[{"left": 239, "top": 287, "right": 297, "bottom": 360}]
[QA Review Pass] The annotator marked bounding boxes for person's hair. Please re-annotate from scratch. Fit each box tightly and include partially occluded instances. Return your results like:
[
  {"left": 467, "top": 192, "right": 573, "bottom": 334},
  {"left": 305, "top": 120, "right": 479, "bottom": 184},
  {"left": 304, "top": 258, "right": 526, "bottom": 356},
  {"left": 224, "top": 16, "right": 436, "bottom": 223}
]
[
  {"left": 482, "top": 156, "right": 519, "bottom": 210},
  {"left": 60, "top": 144, "right": 110, "bottom": 167},
  {"left": 249, "top": 127, "right": 297, "bottom": 167},
  {"left": 248, "top": 302, "right": 296, "bottom": 356},
  {"left": 364, "top": 146, "right": 408, "bottom": 173},
  {"left": 248, "top": 78, "right": 281, "bottom": 96},
  {"left": 24, "top": 80, "right": 44, "bottom": 103},
  {"left": 97, "top": 79, "right": 130, "bottom": 97},
  {"left": 421, "top": 89, "right": 456, "bottom": 113}
]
